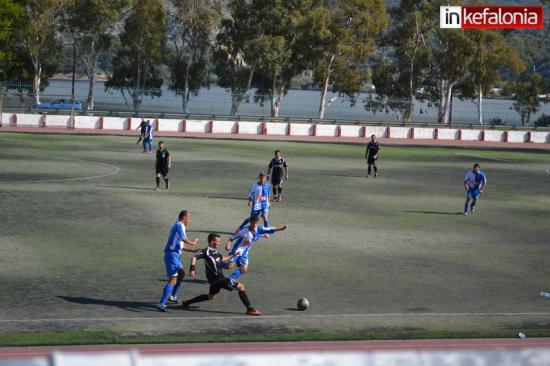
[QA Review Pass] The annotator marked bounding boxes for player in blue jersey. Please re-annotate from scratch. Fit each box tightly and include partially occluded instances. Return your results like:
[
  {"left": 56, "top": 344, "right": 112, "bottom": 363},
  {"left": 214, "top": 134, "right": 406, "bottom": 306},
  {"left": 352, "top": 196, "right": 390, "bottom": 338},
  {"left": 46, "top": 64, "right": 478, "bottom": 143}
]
[
  {"left": 156, "top": 210, "right": 200, "bottom": 311},
  {"left": 236, "top": 173, "right": 271, "bottom": 232},
  {"left": 463, "top": 163, "right": 487, "bottom": 216},
  {"left": 142, "top": 120, "right": 153, "bottom": 153},
  {"left": 225, "top": 216, "right": 288, "bottom": 280}
]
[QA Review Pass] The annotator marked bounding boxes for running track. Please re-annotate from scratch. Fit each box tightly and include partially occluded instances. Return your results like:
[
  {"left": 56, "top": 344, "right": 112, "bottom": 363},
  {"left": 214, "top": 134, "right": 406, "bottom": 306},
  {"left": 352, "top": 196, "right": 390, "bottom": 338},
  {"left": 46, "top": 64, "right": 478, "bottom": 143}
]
[
  {"left": 1, "top": 125, "right": 550, "bottom": 150},
  {"left": 1, "top": 339, "right": 550, "bottom": 358}
]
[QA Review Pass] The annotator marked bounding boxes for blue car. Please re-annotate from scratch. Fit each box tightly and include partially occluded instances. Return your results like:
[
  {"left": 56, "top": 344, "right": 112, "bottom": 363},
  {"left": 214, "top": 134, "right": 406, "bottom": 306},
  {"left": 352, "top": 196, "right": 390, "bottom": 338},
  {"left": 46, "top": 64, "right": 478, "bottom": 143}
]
[{"left": 37, "top": 99, "right": 82, "bottom": 110}]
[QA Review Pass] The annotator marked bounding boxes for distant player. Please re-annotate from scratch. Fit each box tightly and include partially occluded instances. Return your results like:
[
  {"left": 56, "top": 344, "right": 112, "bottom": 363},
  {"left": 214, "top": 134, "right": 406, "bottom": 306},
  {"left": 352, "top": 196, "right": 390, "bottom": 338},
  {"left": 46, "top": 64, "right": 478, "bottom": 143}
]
[
  {"left": 156, "top": 210, "right": 199, "bottom": 311},
  {"left": 267, "top": 150, "right": 288, "bottom": 202},
  {"left": 236, "top": 173, "right": 270, "bottom": 231},
  {"left": 365, "top": 134, "right": 380, "bottom": 178},
  {"left": 182, "top": 233, "right": 261, "bottom": 316},
  {"left": 136, "top": 117, "right": 147, "bottom": 144},
  {"left": 142, "top": 120, "right": 153, "bottom": 153},
  {"left": 463, "top": 163, "right": 487, "bottom": 216},
  {"left": 154, "top": 141, "right": 171, "bottom": 191},
  {"left": 225, "top": 216, "right": 288, "bottom": 280}
]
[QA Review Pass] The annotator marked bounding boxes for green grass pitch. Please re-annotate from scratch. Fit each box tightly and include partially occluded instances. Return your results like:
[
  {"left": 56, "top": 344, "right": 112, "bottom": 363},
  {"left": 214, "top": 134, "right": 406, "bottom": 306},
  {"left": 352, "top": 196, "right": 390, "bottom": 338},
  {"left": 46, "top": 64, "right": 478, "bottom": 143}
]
[{"left": 0, "top": 132, "right": 549, "bottom": 345}]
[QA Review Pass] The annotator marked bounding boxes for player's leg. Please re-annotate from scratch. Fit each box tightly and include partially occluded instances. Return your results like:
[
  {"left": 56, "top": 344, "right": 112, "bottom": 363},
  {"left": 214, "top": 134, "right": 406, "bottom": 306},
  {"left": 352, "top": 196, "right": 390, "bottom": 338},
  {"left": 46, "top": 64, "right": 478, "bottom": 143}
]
[
  {"left": 182, "top": 284, "right": 220, "bottom": 307},
  {"left": 228, "top": 255, "right": 248, "bottom": 280},
  {"left": 169, "top": 268, "right": 185, "bottom": 303},
  {"left": 235, "top": 282, "right": 260, "bottom": 315},
  {"left": 142, "top": 139, "right": 147, "bottom": 153},
  {"left": 278, "top": 184, "right": 283, "bottom": 202},
  {"left": 155, "top": 172, "right": 161, "bottom": 191},
  {"left": 367, "top": 163, "right": 372, "bottom": 177},
  {"left": 470, "top": 196, "right": 478, "bottom": 213},
  {"left": 157, "top": 253, "right": 180, "bottom": 311},
  {"left": 464, "top": 194, "right": 471, "bottom": 215},
  {"left": 373, "top": 161, "right": 378, "bottom": 177},
  {"left": 272, "top": 183, "right": 278, "bottom": 201},
  {"left": 163, "top": 170, "right": 169, "bottom": 189},
  {"left": 262, "top": 211, "right": 269, "bottom": 228}
]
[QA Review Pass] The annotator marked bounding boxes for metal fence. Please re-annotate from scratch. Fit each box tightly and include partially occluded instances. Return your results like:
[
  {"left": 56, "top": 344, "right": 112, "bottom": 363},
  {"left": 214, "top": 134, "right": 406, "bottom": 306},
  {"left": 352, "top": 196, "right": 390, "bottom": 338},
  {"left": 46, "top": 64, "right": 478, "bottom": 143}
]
[{"left": 1, "top": 80, "right": 549, "bottom": 127}]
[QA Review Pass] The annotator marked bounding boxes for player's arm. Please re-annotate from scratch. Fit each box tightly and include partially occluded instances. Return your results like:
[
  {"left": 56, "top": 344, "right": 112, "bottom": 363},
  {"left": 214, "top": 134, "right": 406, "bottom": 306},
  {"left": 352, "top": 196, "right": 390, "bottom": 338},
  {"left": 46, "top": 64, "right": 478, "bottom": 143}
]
[
  {"left": 225, "top": 235, "right": 236, "bottom": 251},
  {"left": 374, "top": 147, "right": 379, "bottom": 160},
  {"left": 183, "top": 238, "right": 199, "bottom": 245},
  {"left": 189, "top": 254, "right": 203, "bottom": 278},
  {"left": 167, "top": 154, "right": 171, "bottom": 169},
  {"left": 480, "top": 174, "right": 487, "bottom": 193},
  {"left": 260, "top": 225, "right": 288, "bottom": 237},
  {"left": 182, "top": 245, "right": 201, "bottom": 253},
  {"left": 222, "top": 254, "right": 234, "bottom": 261}
]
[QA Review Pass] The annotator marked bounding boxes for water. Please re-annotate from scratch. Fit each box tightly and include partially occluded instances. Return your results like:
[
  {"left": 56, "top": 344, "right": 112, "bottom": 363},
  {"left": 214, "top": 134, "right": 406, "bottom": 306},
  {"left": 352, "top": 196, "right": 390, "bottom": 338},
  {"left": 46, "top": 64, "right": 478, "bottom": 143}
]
[{"left": 12, "top": 79, "right": 550, "bottom": 125}]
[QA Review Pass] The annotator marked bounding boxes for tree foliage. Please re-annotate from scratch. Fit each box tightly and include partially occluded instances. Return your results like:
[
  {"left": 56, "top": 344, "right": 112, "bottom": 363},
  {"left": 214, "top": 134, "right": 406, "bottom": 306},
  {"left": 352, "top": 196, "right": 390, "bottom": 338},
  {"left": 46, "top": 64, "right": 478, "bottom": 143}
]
[{"left": 105, "top": 0, "right": 166, "bottom": 113}]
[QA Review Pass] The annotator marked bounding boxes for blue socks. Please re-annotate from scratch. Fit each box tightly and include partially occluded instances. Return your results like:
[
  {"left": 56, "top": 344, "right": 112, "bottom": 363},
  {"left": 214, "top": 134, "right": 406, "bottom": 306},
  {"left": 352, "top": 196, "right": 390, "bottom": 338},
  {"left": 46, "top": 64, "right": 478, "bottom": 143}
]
[
  {"left": 464, "top": 203, "right": 469, "bottom": 213},
  {"left": 264, "top": 219, "right": 269, "bottom": 228},
  {"left": 160, "top": 283, "right": 173, "bottom": 305},
  {"left": 228, "top": 269, "right": 242, "bottom": 280}
]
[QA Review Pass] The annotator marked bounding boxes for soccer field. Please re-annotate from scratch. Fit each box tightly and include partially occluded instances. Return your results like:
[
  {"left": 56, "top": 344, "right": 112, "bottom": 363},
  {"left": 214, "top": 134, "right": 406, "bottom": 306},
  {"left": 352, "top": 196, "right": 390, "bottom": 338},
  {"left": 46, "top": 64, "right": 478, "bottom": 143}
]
[{"left": 0, "top": 132, "right": 549, "bottom": 345}]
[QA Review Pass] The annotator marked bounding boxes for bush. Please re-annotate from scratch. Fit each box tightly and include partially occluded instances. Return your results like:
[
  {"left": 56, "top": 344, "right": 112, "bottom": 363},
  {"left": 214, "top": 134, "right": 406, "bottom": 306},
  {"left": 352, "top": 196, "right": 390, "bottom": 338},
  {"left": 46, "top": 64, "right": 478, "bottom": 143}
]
[
  {"left": 488, "top": 117, "right": 504, "bottom": 126},
  {"left": 534, "top": 114, "right": 550, "bottom": 128}
]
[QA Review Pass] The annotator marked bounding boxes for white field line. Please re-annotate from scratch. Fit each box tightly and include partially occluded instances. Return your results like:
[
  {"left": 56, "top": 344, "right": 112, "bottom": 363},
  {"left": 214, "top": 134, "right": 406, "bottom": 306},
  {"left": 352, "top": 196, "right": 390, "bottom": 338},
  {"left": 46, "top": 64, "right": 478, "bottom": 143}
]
[
  {"left": 2, "top": 312, "right": 550, "bottom": 323},
  {"left": 0, "top": 154, "right": 120, "bottom": 184}
]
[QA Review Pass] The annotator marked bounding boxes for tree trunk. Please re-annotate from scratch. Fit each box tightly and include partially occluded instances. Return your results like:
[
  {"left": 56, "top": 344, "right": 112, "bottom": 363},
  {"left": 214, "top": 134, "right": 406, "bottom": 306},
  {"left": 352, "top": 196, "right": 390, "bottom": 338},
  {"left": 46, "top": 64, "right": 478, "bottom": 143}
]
[
  {"left": 230, "top": 93, "right": 241, "bottom": 115},
  {"left": 438, "top": 79, "right": 445, "bottom": 123},
  {"left": 477, "top": 86, "right": 483, "bottom": 125},
  {"left": 319, "top": 54, "right": 335, "bottom": 119},
  {"left": 181, "top": 94, "right": 189, "bottom": 114},
  {"left": 271, "top": 73, "right": 278, "bottom": 117},
  {"left": 33, "top": 62, "right": 42, "bottom": 105},
  {"left": 441, "top": 82, "right": 454, "bottom": 124},
  {"left": 133, "top": 95, "right": 142, "bottom": 112}
]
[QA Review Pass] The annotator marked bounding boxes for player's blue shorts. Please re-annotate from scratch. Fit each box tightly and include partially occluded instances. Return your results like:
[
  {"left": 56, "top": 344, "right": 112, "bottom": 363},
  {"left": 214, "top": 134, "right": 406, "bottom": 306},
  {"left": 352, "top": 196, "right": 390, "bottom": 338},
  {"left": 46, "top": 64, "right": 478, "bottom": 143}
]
[
  {"left": 230, "top": 253, "right": 249, "bottom": 267},
  {"left": 251, "top": 206, "right": 269, "bottom": 217},
  {"left": 466, "top": 187, "right": 481, "bottom": 199},
  {"left": 163, "top": 251, "right": 182, "bottom": 277}
]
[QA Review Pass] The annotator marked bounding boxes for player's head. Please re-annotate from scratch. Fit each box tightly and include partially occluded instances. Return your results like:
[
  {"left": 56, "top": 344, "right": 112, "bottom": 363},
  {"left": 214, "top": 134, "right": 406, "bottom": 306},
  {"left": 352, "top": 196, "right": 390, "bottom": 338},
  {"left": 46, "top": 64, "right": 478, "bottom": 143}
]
[
  {"left": 371, "top": 134, "right": 376, "bottom": 141},
  {"left": 473, "top": 163, "right": 480, "bottom": 173},
  {"left": 274, "top": 150, "right": 281, "bottom": 158},
  {"left": 249, "top": 216, "right": 260, "bottom": 230},
  {"left": 178, "top": 210, "right": 191, "bottom": 224},
  {"left": 158, "top": 141, "right": 164, "bottom": 149},
  {"left": 258, "top": 173, "right": 267, "bottom": 183},
  {"left": 207, "top": 233, "right": 221, "bottom": 249}
]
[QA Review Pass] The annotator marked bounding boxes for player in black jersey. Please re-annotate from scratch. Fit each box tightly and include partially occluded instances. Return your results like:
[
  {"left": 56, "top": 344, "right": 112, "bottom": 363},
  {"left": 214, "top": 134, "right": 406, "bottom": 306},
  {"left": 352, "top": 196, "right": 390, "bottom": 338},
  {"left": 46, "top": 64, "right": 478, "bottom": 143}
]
[
  {"left": 182, "top": 233, "right": 261, "bottom": 316},
  {"left": 365, "top": 135, "right": 380, "bottom": 178},
  {"left": 136, "top": 117, "right": 147, "bottom": 144},
  {"left": 155, "top": 141, "right": 171, "bottom": 191},
  {"left": 267, "top": 150, "right": 288, "bottom": 202}
]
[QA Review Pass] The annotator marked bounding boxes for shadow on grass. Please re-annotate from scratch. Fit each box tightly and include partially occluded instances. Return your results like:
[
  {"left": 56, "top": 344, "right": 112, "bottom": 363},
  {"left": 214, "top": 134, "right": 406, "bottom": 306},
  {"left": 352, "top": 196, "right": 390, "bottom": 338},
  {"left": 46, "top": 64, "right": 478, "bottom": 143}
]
[
  {"left": 285, "top": 307, "right": 302, "bottom": 312},
  {"left": 403, "top": 210, "right": 463, "bottom": 216},
  {"left": 98, "top": 185, "right": 152, "bottom": 191},
  {"left": 180, "top": 306, "right": 244, "bottom": 315},
  {"left": 57, "top": 296, "right": 158, "bottom": 313}
]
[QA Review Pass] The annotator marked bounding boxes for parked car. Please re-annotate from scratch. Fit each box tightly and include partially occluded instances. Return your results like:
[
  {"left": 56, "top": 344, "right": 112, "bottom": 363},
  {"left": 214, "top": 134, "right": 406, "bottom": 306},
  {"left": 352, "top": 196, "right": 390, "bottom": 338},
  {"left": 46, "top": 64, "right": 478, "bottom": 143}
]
[{"left": 37, "top": 99, "right": 82, "bottom": 110}]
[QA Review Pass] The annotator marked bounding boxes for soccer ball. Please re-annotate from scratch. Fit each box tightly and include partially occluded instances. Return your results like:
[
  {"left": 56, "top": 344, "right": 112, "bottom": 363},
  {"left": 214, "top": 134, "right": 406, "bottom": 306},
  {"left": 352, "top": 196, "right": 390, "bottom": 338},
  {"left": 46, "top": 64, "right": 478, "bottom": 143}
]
[{"left": 297, "top": 298, "right": 309, "bottom": 311}]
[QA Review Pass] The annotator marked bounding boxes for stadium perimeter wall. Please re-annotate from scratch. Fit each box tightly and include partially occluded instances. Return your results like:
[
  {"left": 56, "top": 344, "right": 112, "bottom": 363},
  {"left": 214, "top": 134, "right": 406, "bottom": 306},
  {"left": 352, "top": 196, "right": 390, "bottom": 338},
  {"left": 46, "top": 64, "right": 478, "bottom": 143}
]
[{"left": 1, "top": 113, "right": 549, "bottom": 146}]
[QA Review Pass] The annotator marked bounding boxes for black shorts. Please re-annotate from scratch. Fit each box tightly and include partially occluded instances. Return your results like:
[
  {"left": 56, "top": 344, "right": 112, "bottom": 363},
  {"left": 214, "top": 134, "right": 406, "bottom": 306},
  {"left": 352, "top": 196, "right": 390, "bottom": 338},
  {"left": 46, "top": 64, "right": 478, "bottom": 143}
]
[
  {"left": 271, "top": 177, "right": 283, "bottom": 186},
  {"left": 156, "top": 165, "right": 169, "bottom": 176},
  {"left": 209, "top": 277, "right": 238, "bottom": 295},
  {"left": 367, "top": 156, "right": 377, "bottom": 165}
]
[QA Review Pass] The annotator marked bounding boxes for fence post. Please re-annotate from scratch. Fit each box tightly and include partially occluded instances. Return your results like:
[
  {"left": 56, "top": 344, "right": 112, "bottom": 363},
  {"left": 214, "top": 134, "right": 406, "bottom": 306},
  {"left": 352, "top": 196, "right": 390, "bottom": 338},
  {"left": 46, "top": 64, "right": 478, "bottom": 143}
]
[
  {"left": 410, "top": 127, "right": 415, "bottom": 139},
  {"left": 181, "top": 119, "right": 186, "bottom": 132},
  {"left": 457, "top": 129, "right": 462, "bottom": 141},
  {"left": 286, "top": 122, "right": 291, "bottom": 136},
  {"left": 311, "top": 124, "right": 317, "bottom": 136},
  {"left": 434, "top": 128, "right": 438, "bottom": 140},
  {"left": 336, "top": 125, "right": 342, "bottom": 137},
  {"left": 99, "top": 116, "right": 104, "bottom": 130},
  {"left": 127, "top": 117, "right": 132, "bottom": 130},
  {"left": 234, "top": 121, "right": 239, "bottom": 134},
  {"left": 155, "top": 118, "right": 160, "bottom": 132},
  {"left": 503, "top": 130, "right": 508, "bottom": 143},
  {"left": 480, "top": 129, "right": 485, "bottom": 141},
  {"left": 362, "top": 125, "right": 367, "bottom": 138}
]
